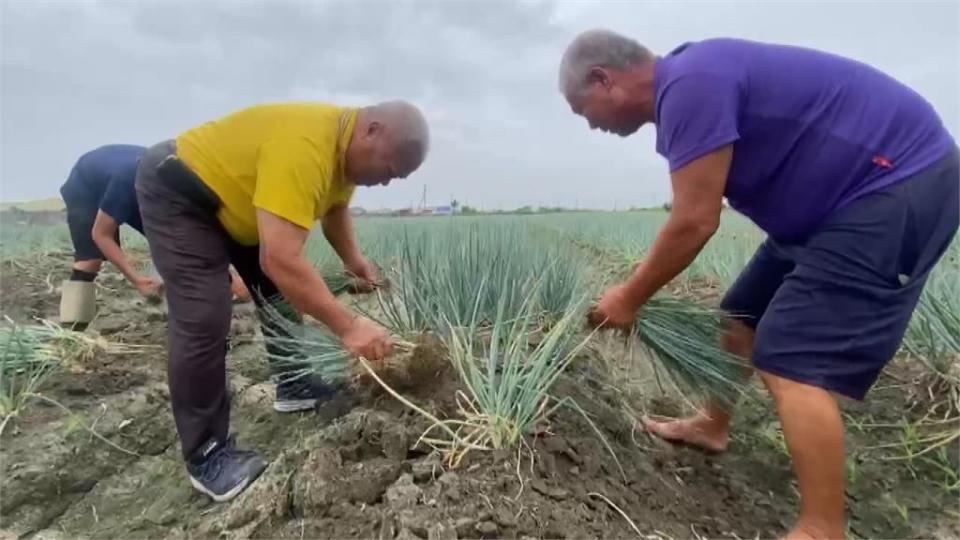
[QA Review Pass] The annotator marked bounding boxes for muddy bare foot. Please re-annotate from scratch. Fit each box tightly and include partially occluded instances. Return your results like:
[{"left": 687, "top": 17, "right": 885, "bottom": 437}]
[
  {"left": 782, "top": 522, "right": 845, "bottom": 540},
  {"left": 782, "top": 529, "right": 817, "bottom": 540},
  {"left": 640, "top": 414, "right": 730, "bottom": 453}
]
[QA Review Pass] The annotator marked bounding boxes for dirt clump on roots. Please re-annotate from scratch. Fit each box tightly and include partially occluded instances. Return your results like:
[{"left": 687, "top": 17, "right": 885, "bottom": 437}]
[{"left": 1, "top": 254, "right": 957, "bottom": 539}]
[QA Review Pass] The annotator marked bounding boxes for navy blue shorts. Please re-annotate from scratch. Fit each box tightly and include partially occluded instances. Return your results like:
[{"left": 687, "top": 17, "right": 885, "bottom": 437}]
[
  {"left": 61, "top": 185, "right": 119, "bottom": 262},
  {"left": 721, "top": 149, "right": 959, "bottom": 400}
]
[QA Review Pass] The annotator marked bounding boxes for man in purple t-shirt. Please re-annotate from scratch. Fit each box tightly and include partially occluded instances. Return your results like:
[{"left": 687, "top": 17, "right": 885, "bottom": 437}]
[{"left": 559, "top": 30, "right": 958, "bottom": 539}]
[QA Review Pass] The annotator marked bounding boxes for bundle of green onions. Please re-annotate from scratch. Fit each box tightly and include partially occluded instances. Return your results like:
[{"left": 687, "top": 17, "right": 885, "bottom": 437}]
[
  {"left": 313, "top": 243, "right": 386, "bottom": 296},
  {"left": 1, "top": 318, "right": 154, "bottom": 417},
  {"left": 1, "top": 318, "right": 151, "bottom": 372},
  {"left": 319, "top": 265, "right": 359, "bottom": 297},
  {"left": 435, "top": 291, "right": 597, "bottom": 453},
  {"left": 257, "top": 297, "right": 354, "bottom": 385},
  {"left": 1, "top": 320, "right": 60, "bottom": 417},
  {"left": 370, "top": 284, "right": 623, "bottom": 472},
  {"left": 634, "top": 297, "right": 749, "bottom": 405},
  {"left": 257, "top": 296, "right": 414, "bottom": 386}
]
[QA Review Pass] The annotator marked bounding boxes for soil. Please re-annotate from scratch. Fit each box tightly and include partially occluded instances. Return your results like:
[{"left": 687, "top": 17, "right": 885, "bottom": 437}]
[{"left": 1, "top": 254, "right": 957, "bottom": 539}]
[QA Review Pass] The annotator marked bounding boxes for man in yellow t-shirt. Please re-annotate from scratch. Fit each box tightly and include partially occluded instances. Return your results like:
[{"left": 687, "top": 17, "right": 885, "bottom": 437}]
[{"left": 134, "top": 100, "right": 429, "bottom": 502}]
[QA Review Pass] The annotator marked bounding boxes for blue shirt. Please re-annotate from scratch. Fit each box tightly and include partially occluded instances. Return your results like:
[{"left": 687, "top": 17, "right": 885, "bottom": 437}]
[
  {"left": 61, "top": 144, "right": 146, "bottom": 233},
  {"left": 654, "top": 38, "right": 955, "bottom": 242}
]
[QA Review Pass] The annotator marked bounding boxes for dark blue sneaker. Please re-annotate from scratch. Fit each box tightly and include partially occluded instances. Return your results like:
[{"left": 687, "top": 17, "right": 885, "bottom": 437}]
[
  {"left": 186, "top": 436, "right": 267, "bottom": 502},
  {"left": 273, "top": 376, "right": 339, "bottom": 412}
]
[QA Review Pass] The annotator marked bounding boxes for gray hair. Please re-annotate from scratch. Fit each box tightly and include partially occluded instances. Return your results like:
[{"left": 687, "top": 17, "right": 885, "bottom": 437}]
[
  {"left": 558, "top": 29, "right": 653, "bottom": 97},
  {"left": 371, "top": 100, "right": 430, "bottom": 172}
]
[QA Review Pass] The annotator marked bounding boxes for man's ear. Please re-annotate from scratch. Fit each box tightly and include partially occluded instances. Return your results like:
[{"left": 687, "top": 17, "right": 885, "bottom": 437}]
[
  {"left": 366, "top": 121, "right": 383, "bottom": 137},
  {"left": 587, "top": 67, "right": 611, "bottom": 89}
]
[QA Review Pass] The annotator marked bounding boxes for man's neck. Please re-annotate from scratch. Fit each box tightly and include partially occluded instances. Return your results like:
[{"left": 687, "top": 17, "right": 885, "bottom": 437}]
[
  {"left": 348, "top": 109, "right": 369, "bottom": 149},
  {"left": 636, "top": 61, "right": 658, "bottom": 124},
  {"left": 624, "top": 64, "right": 657, "bottom": 124}
]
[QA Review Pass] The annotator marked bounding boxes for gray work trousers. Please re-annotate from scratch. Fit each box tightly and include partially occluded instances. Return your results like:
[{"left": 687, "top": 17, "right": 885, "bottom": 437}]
[{"left": 134, "top": 140, "right": 301, "bottom": 460}]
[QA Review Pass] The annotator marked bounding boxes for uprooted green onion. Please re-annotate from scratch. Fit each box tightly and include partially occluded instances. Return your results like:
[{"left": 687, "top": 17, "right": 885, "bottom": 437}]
[
  {"left": 634, "top": 297, "right": 750, "bottom": 406},
  {"left": 257, "top": 296, "right": 354, "bottom": 385}
]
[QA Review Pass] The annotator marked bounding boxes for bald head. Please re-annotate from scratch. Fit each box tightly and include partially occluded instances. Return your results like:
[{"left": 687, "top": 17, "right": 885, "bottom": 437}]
[
  {"left": 559, "top": 29, "right": 653, "bottom": 98},
  {"left": 347, "top": 100, "right": 430, "bottom": 186},
  {"left": 367, "top": 100, "right": 429, "bottom": 172}
]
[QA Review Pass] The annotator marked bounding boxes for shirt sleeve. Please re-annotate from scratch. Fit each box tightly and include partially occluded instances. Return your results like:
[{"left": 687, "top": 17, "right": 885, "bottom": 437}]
[
  {"left": 253, "top": 138, "right": 333, "bottom": 230},
  {"left": 98, "top": 174, "right": 138, "bottom": 225},
  {"left": 657, "top": 73, "right": 741, "bottom": 171},
  {"left": 329, "top": 183, "right": 356, "bottom": 210}
]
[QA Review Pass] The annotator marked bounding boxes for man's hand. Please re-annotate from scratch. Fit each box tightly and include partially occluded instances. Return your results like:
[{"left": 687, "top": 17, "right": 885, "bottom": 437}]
[
  {"left": 321, "top": 206, "right": 387, "bottom": 294},
  {"left": 133, "top": 275, "right": 164, "bottom": 298},
  {"left": 587, "top": 283, "right": 639, "bottom": 330},
  {"left": 345, "top": 258, "right": 382, "bottom": 294},
  {"left": 340, "top": 316, "right": 393, "bottom": 361},
  {"left": 230, "top": 272, "right": 252, "bottom": 303}
]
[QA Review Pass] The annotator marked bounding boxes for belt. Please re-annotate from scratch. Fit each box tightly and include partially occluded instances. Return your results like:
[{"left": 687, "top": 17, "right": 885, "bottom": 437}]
[{"left": 155, "top": 151, "right": 222, "bottom": 213}]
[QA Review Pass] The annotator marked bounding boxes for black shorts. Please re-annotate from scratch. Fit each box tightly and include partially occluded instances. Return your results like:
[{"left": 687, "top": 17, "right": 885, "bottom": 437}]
[
  {"left": 62, "top": 187, "right": 119, "bottom": 262},
  {"left": 721, "top": 149, "right": 959, "bottom": 400}
]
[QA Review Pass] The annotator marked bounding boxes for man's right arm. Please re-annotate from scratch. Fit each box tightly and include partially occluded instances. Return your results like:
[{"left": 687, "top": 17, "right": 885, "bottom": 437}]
[
  {"left": 256, "top": 209, "right": 354, "bottom": 333},
  {"left": 255, "top": 209, "right": 392, "bottom": 360}
]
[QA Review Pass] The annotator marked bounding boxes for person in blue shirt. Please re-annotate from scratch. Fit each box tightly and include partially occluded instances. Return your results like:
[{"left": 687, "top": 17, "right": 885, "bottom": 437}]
[
  {"left": 58, "top": 145, "right": 253, "bottom": 328},
  {"left": 59, "top": 145, "right": 162, "bottom": 299}
]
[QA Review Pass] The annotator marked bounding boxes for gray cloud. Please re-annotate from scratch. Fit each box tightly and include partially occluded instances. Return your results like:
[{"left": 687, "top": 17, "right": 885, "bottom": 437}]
[{"left": 2, "top": 0, "right": 957, "bottom": 210}]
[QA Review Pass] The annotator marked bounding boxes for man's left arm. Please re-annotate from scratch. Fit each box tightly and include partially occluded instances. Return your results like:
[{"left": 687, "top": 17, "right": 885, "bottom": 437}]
[
  {"left": 92, "top": 211, "right": 162, "bottom": 296},
  {"left": 590, "top": 145, "right": 732, "bottom": 326},
  {"left": 321, "top": 205, "right": 379, "bottom": 287},
  {"left": 95, "top": 177, "right": 163, "bottom": 296}
]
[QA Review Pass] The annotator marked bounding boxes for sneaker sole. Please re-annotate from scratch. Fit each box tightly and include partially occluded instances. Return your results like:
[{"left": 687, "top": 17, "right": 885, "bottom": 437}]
[
  {"left": 273, "top": 398, "right": 319, "bottom": 413},
  {"left": 189, "top": 474, "right": 252, "bottom": 503}
]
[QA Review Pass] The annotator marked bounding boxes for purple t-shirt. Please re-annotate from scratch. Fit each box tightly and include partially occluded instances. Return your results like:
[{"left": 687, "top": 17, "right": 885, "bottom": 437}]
[{"left": 654, "top": 38, "right": 955, "bottom": 242}]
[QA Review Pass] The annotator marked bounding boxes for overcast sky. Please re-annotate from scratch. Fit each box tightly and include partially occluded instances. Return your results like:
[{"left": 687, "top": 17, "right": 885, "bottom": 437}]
[{"left": 2, "top": 0, "right": 958, "bottom": 210}]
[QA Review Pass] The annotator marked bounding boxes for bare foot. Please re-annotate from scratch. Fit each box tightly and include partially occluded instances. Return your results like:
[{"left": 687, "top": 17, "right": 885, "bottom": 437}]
[
  {"left": 782, "top": 528, "right": 817, "bottom": 540},
  {"left": 640, "top": 414, "right": 730, "bottom": 453},
  {"left": 782, "top": 521, "right": 845, "bottom": 540}
]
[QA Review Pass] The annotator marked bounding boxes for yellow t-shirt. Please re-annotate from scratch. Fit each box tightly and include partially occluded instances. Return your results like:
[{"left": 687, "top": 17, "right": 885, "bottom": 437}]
[{"left": 175, "top": 103, "right": 357, "bottom": 245}]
